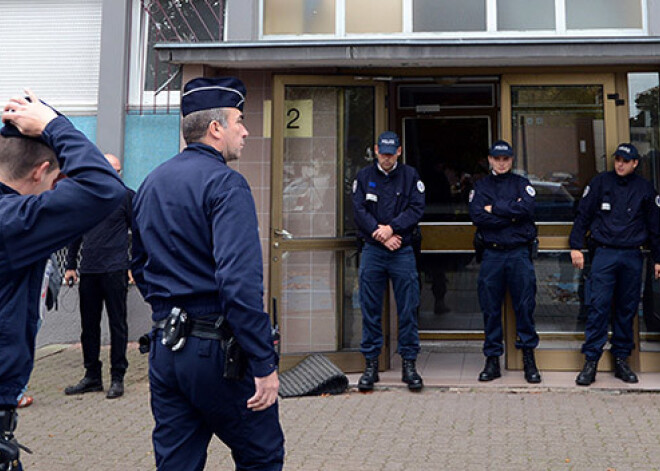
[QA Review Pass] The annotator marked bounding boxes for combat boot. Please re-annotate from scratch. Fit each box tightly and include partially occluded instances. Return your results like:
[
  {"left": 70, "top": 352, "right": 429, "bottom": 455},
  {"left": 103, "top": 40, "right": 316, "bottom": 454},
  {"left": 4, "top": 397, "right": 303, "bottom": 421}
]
[
  {"left": 478, "top": 356, "right": 501, "bottom": 381},
  {"left": 358, "top": 358, "right": 379, "bottom": 392},
  {"left": 576, "top": 359, "right": 597, "bottom": 386},
  {"left": 614, "top": 357, "right": 638, "bottom": 383},
  {"left": 402, "top": 359, "right": 423, "bottom": 391},
  {"left": 64, "top": 376, "right": 103, "bottom": 395},
  {"left": 522, "top": 348, "right": 541, "bottom": 383},
  {"left": 0, "top": 409, "right": 20, "bottom": 471}
]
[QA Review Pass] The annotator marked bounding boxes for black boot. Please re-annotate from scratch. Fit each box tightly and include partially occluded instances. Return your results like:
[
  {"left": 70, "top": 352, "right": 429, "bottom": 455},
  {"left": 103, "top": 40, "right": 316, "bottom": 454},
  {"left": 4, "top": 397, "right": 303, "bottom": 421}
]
[
  {"left": 0, "top": 409, "right": 19, "bottom": 470},
  {"left": 358, "top": 358, "right": 379, "bottom": 392},
  {"left": 576, "top": 359, "right": 598, "bottom": 386},
  {"left": 106, "top": 379, "right": 124, "bottom": 399},
  {"left": 614, "top": 357, "right": 638, "bottom": 383},
  {"left": 402, "top": 359, "right": 423, "bottom": 391},
  {"left": 522, "top": 348, "right": 541, "bottom": 383},
  {"left": 478, "top": 356, "right": 501, "bottom": 381},
  {"left": 64, "top": 376, "right": 103, "bottom": 395}
]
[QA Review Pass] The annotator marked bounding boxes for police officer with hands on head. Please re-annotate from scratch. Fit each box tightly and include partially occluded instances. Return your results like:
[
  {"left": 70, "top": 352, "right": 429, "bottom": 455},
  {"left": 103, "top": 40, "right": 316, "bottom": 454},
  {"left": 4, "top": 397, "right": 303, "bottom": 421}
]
[
  {"left": 0, "top": 90, "right": 125, "bottom": 470},
  {"left": 352, "top": 131, "right": 425, "bottom": 392},
  {"left": 469, "top": 140, "right": 541, "bottom": 384},
  {"left": 570, "top": 143, "right": 660, "bottom": 386},
  {"left": 131, "top": 77, "right": 284, "bottom": 470}
]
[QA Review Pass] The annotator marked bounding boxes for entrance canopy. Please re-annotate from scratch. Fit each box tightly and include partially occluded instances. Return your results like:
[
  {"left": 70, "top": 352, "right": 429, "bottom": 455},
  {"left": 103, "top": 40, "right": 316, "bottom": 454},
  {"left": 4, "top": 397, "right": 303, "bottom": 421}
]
[{"left": 155, "top": 37, "right": 660, "bottom": 69}]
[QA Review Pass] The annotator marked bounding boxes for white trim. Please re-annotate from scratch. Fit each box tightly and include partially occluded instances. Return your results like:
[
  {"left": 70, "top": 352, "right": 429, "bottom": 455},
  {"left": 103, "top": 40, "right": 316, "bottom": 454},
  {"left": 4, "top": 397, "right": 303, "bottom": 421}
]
[
  {"left": 127, "top": 0, "right": 146, "bottom": 106},
  {"left": 486, "top": 0, "right": 497, "bottom": 33},
  {"left": 336, "top": 0, "right": 345, "bottom": 37},
  {"left": 257, "top": 0, "right": 264, "bottom": 40},
  {"left": 402, "top": 0, "right": 413, "bottom": 34}
]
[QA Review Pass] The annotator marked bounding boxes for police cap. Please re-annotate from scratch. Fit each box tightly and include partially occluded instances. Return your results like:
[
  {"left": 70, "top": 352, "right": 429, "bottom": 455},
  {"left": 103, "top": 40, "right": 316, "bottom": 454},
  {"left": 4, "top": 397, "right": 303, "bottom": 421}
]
[
  {"left": 613, "top": 143, "right": 639, "bottom": 160},
  {"left": 377, "top": 131, "right": 401, "bottom": 155},
  {"left": 181, "top": 77, "right": 247, "bottom": 117},
  {"left": 489, "top": 140, "right": 513, "bottom": 158},
  {"left": 0, "top": 99, "right": 62, "bottom": 143}
]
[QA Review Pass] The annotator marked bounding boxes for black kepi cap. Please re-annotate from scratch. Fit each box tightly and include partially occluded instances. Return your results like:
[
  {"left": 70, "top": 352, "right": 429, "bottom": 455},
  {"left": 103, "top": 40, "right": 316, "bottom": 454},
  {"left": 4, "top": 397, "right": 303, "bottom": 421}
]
[{"left": 181, "top": 77, "right": 247, "bottom": 117}]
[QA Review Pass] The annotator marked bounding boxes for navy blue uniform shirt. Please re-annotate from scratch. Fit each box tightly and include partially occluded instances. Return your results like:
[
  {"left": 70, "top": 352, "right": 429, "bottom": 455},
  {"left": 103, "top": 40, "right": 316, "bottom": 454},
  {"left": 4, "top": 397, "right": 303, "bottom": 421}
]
[
  {"left": 352, "top": 161, "right": 425, "bottom": 246},
  {"left": 569, "top": 170, "right": 660, "bottom": 262},
  {"left": 131, "top": 142, "right": 277, "bottom": 378},
  {"left": 469, "top": 172, "right": 537, "bottom": 246},
  {"left": 0, "top": 116, "right": 125, "bottom": 405},
  {"left": 66, "top": 189, "right": 134, "bottom": 273}
]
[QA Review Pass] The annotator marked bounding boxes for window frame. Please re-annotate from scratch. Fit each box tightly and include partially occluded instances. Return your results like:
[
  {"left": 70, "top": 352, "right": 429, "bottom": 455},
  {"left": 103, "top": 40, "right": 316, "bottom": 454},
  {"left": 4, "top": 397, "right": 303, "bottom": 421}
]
[{"left": 259, "top": 0, "right": 648, "bottom": 40}]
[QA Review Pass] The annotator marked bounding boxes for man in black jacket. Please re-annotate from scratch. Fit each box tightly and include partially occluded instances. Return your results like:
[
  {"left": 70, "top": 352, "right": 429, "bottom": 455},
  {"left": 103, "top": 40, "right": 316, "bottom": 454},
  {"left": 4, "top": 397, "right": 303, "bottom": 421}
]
[{"left": 64, "top": 154, "right": 134, "bottom": 399}]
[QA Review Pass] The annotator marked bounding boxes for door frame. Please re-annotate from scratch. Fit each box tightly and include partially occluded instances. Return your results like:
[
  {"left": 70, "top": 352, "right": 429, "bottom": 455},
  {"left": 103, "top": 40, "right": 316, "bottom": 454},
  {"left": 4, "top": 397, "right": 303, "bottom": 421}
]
[
  {"left": 501, "top": 72, "right": 627, "bottom": 371},
  {"left": 269, "top": 75, "right": 388, "bottom": 372}
]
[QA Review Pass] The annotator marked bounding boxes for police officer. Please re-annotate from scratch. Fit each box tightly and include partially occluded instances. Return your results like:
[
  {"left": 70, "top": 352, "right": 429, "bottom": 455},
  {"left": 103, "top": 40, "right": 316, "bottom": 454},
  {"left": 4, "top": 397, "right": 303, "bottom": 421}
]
[
  {"left": 570, "top": 143, "right": 660, "bottom": 386},
  {"left": 469, "top": 140, "right": 541, "bottom": 383},
  {"left": 352, "top": 131, "right": 425, "bottom": 391},
  {"left": 0, "top": 91, "right": 125, "bottom": 470},
  {"left": 131, "top": 77, "right": 284, "bottom": 470}
]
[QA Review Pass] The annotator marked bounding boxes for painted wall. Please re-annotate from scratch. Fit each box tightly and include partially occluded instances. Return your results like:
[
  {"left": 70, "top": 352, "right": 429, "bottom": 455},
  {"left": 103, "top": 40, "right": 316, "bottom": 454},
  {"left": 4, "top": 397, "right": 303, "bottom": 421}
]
[{"left": 123, "top": 112, "right": 181, "bottom": 190}]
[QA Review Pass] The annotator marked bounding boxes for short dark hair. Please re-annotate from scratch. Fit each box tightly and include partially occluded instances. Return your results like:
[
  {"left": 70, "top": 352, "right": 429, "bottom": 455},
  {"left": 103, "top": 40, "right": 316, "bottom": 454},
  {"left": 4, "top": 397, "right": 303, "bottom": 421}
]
[
  {"left": 0, "top": 135, "right": 58, "bottom": 180},
  {"left": 181, "top": 108, "right": 230, "bottom": 145}
]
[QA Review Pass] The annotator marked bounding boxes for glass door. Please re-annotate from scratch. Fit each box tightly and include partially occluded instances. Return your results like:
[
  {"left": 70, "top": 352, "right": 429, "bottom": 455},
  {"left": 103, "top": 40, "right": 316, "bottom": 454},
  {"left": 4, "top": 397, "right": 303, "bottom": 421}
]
[
  {"left": 270, "top": 76, "right": 386, "bottom": 372},
  {"left": 501, "top": 73, "right": 620, "bottom": 371}
]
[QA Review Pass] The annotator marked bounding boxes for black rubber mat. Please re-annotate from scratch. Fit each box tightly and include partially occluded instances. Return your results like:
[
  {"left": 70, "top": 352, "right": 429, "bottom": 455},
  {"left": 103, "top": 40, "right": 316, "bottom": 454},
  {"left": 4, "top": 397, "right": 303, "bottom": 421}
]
[{"left": 279, "top": 354, "right": 348, "bottom": 398}]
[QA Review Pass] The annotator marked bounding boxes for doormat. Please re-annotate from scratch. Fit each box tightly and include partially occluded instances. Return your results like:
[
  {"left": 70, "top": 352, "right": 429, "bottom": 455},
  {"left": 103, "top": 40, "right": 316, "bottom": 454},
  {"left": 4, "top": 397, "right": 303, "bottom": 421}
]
[{"left": 279, "top": 354, "right": 348, "bottom": 398}]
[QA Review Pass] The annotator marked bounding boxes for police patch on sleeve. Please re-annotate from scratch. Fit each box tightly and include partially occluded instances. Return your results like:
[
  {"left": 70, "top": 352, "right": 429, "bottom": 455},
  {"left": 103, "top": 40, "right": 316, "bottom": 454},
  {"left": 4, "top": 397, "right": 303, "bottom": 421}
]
[
  {"left": 352, "top": 180, "right": 357, "bottom": 194},
  {"left": 417, "top": 180, "right": 425, "bottom": 193},
  {"left": 656, "top": 195, "right": 660, "bottom": 208},
  {"left": 582, "top": 186, "right": 590, "bottom": 198},
  {"left": 469, "top": 189, "right": 475, "bottom": 203},
  {"left": 526, "top": 185, "right": 536, "bottom": 197}
]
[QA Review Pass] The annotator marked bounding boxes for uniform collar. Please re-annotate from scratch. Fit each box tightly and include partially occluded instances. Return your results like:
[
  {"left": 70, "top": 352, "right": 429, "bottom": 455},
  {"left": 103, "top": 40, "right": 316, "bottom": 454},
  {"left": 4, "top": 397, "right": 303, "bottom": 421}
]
[
  {"left": 186, "top": 142, "right": 227, "bottom": 164},
  {"left": 376, "top": 161, "right": 398, "bottom": 176},
  {"left": 0, "top": 181, "right": 19, "bottom": 195},
  {"left": 611, "top": 170, "right": 634, "bottom": 185}
]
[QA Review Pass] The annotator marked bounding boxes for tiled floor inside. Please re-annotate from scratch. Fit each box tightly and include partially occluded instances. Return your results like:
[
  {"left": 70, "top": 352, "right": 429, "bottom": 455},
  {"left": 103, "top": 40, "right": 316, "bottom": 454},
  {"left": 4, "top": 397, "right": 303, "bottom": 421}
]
[{"left": 346, "top": 344, "right": 660, "bottom": 391}]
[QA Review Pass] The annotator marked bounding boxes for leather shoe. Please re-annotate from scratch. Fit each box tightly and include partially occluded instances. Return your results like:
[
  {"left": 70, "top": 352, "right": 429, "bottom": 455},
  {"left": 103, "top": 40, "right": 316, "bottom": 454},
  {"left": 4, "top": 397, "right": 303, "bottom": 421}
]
[
  {"left": 478, "top": 356, "right": 501, "bottom": 381},
  {"left": 64, "top": 377, "right": 103, "bottom": 395},
  {"left": 358, "top": 358, "right": 379, "bottom": 392},
  {"left": 522, "top": 348, "right": 541, "bottom": 383},
  {"left": 576, "top": 360, "right": 597, "bottom": 386},
  {"left": 402, "top": 359, "right": 423, "bottom": 391},
  {"left": 614, "top": 357, "right": 638, "bottom": 383},
  {"left": 106, "top": 380, "right": 124, "bottom": 399}
]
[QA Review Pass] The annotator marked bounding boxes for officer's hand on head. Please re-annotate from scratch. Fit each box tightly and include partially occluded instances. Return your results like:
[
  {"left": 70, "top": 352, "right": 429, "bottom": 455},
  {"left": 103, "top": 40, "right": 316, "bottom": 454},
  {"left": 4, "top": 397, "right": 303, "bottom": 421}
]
[
  {"left": 571, "top": 250, "right": 584, "bottom": 270},
  {"left": 64, "top": 269, "right": 78, "bottom": 285},
  {"left": 2, "top": 89, "right": 57, "bottom": 136},
  {"left": 654, "top": 263, "right": 660, "bottom": 280},
  {"left": 248, "top": 370, "right": 279, "bottom": 412}
]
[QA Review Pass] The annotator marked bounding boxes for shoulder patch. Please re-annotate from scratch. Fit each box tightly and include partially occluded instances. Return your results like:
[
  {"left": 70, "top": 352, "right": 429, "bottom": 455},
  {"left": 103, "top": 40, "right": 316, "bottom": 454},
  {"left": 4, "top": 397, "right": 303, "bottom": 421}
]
[
  {"left": 526, "top": 185, "right": 536, "bottom": 197},
  {"left": 352, "top": 180, "right": 357, "bottom": 194},
  {"left": 582, "top": 186, "right": 590, "bottom": 198},
  {"left": 417, "top": 180, "right": 425, "bottom": 193},
  {"left": 469, "top": 189, "right": 475, "bottom": 203},
  {"left": 656, "top": 195, "right": 660, "bottom": 208}
]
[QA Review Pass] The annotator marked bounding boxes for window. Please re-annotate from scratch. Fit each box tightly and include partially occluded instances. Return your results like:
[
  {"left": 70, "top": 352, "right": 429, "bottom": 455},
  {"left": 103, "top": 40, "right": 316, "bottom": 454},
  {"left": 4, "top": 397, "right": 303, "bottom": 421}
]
[
  {"left": 345, "top": 0, "right": 402, "bottom": 34},
  {"left": 498, "top": 0, "right": 555, "bottom": 31},
  {"left": 263, "top": 0, "right": 335, "bottom": 35},
  {"left": 566, "top": 0, "right": 642, "bottom": 29},
  {"left": 413, "top": 0, "right": 486, "bottom": 32}
]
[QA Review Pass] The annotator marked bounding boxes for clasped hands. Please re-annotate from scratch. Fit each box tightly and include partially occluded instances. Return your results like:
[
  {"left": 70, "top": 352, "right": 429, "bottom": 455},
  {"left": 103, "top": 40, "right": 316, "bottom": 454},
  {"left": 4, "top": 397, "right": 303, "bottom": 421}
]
[{"left": 372, "top": 224, "right": 401, "bottom": 251}]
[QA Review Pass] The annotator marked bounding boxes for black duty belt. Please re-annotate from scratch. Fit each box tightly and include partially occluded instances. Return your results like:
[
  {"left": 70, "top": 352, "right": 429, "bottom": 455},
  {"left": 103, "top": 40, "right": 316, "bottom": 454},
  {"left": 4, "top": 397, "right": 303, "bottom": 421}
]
[
  {"left": 153, "top": 316, "right": 230, "bottom": 341},
  {"left": 484, "top": 242, "right": 529, "bottom": 251},
  {"left": 596, "top": 243, "right": 642, "bottom": 251}
]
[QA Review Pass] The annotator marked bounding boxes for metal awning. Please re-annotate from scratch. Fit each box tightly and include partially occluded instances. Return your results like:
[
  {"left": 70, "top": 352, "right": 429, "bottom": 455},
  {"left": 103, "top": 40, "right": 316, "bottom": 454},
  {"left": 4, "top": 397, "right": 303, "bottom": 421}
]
[{"left": 155, "top": 37, "right": 660, "bottom": 69}]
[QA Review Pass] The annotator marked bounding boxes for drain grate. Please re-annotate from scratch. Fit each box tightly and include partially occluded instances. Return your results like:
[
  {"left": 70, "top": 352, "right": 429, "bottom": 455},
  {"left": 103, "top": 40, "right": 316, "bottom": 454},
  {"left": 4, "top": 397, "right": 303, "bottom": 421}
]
[{"left": 279, "top": 354, "right": 348, "bottom": 398}]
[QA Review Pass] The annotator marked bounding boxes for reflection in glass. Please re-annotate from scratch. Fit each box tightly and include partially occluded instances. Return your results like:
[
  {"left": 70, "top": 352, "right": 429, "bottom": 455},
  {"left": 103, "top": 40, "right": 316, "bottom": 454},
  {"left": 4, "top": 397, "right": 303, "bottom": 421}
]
[
  {"left": 263, "top": 0, "right": 335, "bottom": 35},
  {"left": 566, "top": 0, "right": 642, "bottom": 29},
  {"left": 342, "top": 249, "right": 362, "bottom": 349},
  {"left": 511, "top": 85, "right": 605, "bottom": 222},
  {"left": 417, "top": 253, "right": 482, "bottom": 331},
  {"left": 497, "top": 0, "right": 555, "bottom": 31},
  {"left": 283, "top": 86, "right": 374, "bottom": 238},
  {"left": 413, "top": 0, "right": 486, "bottom": 32},
  {"left": 346, "top": 0, "right": 402, "bottom": 33},
  {"left": 404, "top": 117, "right": 491, "bottom": 222}
]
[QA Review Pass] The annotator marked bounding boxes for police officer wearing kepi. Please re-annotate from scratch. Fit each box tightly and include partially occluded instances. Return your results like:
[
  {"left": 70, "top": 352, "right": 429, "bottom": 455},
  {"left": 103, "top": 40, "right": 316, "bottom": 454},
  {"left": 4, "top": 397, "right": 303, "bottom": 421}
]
[
  {"left": 0, "top": 91, "right": 125, "bottom": 470},
  {"left": 469, "top": 140, "right": 541, "bottom": 384},
  {"left": 131, "top": 77, "right": 284, "bottom": 470},
  {"left": 352, "top": 131, "right": 425, "bottom": 392},
  {"left": 570, "top": 143, "right": 660, "bottom": 386}
]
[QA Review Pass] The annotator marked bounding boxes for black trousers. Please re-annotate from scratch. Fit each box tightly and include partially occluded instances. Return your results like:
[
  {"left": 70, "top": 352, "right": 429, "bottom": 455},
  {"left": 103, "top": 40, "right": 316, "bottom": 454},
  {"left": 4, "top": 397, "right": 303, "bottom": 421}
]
[{"left": 79, "top": 270, "right": 129, "bottom": 381}]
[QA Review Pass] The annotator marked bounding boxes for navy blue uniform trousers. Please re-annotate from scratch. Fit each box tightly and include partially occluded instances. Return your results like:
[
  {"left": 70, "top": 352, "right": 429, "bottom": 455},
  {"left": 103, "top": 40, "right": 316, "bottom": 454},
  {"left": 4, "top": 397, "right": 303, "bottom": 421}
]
[
  {"left": 149, "top": 332, "right": 284, "bottom": 471},
  {"left": 359, "top": 243, "right": 420, "bottom": 360},
  {"left": 478, "top": 246, "right": 539, "bottom": 357},
  {"left": 582, "top": 247, "right": 642, "bottom": 361}
]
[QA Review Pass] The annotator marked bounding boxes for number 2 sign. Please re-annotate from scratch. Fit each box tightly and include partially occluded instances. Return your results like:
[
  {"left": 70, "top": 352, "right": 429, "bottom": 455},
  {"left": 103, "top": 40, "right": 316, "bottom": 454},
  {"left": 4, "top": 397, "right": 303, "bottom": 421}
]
[{"left": 284, "top": 99, "right": 313, "bottom": 138}]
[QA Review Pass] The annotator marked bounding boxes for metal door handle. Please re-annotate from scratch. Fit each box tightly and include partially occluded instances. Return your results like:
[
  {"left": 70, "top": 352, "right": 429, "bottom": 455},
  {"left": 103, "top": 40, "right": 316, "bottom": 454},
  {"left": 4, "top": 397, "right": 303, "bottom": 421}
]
[{"left": 274, "top": 229, "right": 293, "bottom": 239}]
